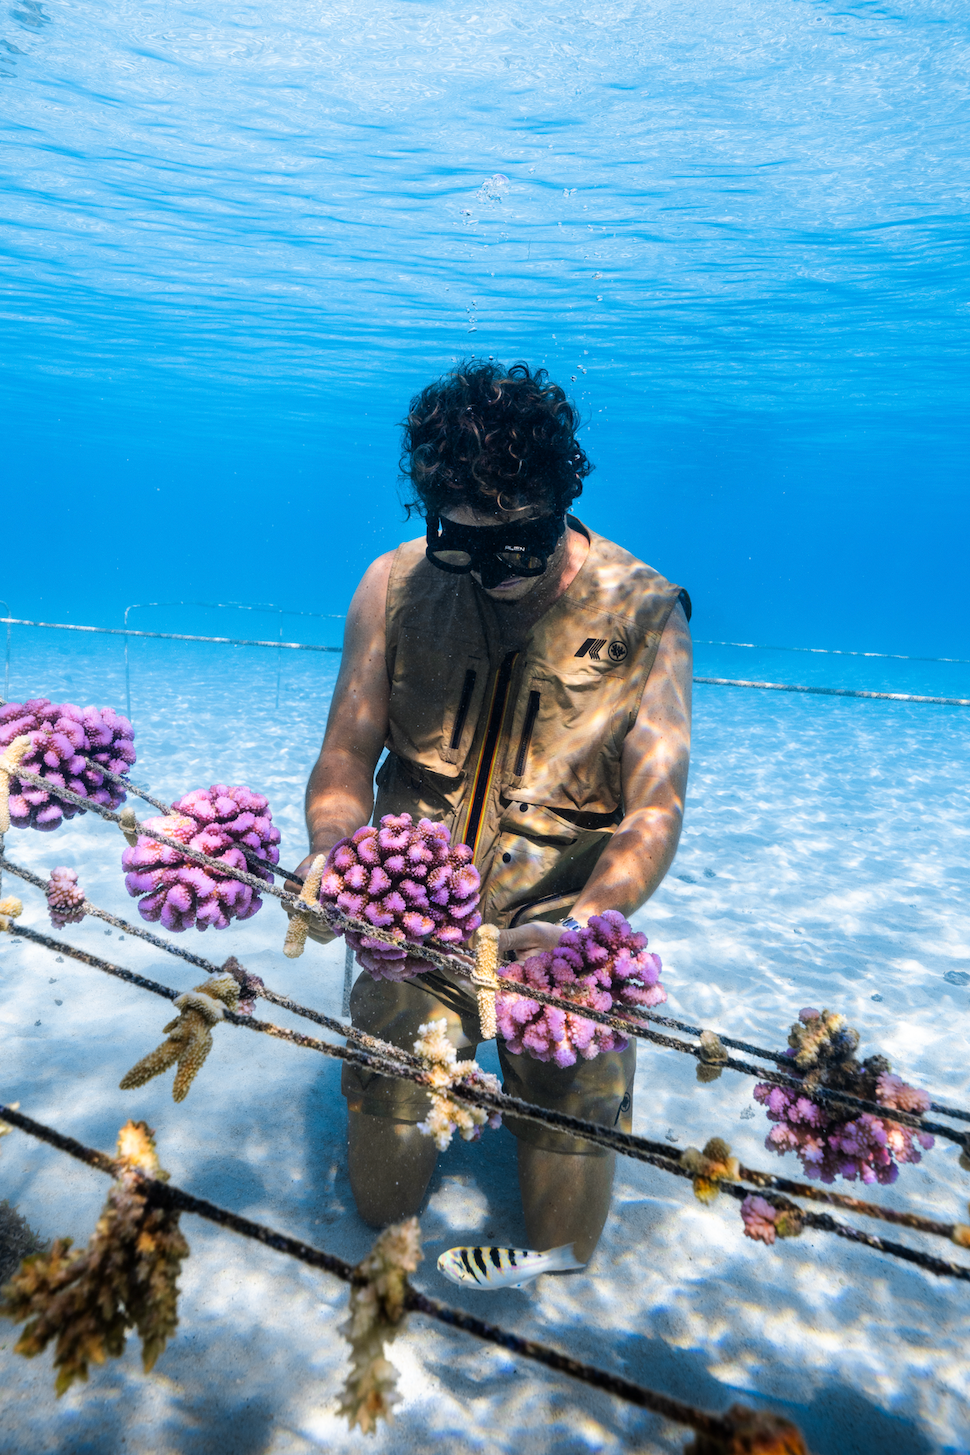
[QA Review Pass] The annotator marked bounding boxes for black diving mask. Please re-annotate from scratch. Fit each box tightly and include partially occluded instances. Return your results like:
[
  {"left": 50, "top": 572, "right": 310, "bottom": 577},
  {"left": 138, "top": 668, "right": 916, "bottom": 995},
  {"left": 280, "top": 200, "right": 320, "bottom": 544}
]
[{"left": 425, "top": 513, "right": 566, "bottom": 590}]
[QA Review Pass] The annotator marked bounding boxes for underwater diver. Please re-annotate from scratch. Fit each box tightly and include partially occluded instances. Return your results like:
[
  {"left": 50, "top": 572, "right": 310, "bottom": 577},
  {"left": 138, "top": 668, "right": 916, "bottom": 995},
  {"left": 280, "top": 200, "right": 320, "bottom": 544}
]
[{"left": 289, "top": 360, "right": 692, "bottom": 1263}]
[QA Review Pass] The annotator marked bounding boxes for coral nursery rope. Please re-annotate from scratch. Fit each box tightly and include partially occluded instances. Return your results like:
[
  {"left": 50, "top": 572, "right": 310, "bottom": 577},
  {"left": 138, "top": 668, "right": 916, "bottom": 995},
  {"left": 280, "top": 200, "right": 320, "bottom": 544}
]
[
  {"left": 5, "top": 818, "right": 968, "bottom": 1144},
  {"left": 8, "top": 921, "right": 970, "bottom": 1279},
  {"left": 694, "top": 639, "right": 970, "bottom": 666},
  {"left": 0, "top": 1104, "right": 732, "bottom": 1441},
  {"left": 693, "top": 677, "right": 970, "bottom": 708},
  {"left": 0, "top": 618, "right": 341, "bottom": 653}
]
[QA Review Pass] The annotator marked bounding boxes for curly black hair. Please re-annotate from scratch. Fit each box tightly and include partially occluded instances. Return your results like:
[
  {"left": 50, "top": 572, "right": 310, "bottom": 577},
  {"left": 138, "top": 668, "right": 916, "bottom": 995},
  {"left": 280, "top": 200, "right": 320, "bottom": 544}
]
[{"left": 400, "top": 359, "right": 592, "bottom": 520}]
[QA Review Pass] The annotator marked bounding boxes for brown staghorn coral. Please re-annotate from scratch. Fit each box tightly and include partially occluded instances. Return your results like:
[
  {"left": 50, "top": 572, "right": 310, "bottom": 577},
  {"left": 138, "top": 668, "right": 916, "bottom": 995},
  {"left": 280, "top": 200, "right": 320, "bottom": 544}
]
[
  {"left": 0, "top": 1121, "right": 188, "bottom": 1395},
  {"left": 686, "top": 1404, "right": 808, "bottom": 1455},
  {"left": 282, "top": 853, "right": 326, "bottom": 959},
  {"left": 338, "top": 1218, "right": 423, "bottom": 1434},
  {"left": 119, "top": 974, "right": 240, "bottom": 1102}
]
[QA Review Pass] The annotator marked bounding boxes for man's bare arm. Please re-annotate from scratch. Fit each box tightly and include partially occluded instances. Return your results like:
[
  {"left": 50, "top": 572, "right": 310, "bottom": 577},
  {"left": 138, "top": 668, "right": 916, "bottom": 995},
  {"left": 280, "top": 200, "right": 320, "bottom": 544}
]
[
  {"left": 500, "top": 602, "right": 692, "bottom": 957},
  {"left": 289, "top": 552, "right": 393, "bottom": 890}
]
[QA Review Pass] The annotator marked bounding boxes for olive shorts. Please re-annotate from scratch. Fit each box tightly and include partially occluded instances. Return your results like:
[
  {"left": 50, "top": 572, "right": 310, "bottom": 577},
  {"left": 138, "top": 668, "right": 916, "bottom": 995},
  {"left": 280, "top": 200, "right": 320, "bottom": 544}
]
[{"left": 340, "top": 969, "right": 636, "bottom": 1157}]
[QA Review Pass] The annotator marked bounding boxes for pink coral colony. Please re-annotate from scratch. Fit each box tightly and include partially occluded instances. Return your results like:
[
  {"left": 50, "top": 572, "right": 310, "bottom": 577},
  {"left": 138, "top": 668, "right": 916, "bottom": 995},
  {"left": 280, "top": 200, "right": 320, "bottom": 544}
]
[
  {"left": 122, "top": 785, "right": 281, "bottom": 932},
  {"left": 0, "top": 698, "right": 135, "bottom": 831},
  {"left": 318, "top": 814, "right": 482, "bottom": 981},
  {"left": 46, "top": 867, "right": 86, "bottom": 929},
  {"left": 495, "top": 910, "right": 666, "bottom": 1068},
  {"left": 753, "top": 1007, "right": 934, "bottom": 1186}
]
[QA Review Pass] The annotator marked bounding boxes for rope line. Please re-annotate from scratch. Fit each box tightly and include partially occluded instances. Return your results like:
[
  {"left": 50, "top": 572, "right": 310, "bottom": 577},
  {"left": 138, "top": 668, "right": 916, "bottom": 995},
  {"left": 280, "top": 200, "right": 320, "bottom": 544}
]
[
  {"left": 0, "top": 1103, "right": 732, "bottom": 1440},
  {"left": 694, "top": 677, "right": 970, "bottom": 707},
  {"left": 694, "top": 640, "right": 970, "bottom": 666},
  {"left": 4, "top": 616, "right": 967, "bottom": 704},
  {"left": 4, "top": 839, "right": 967, "bottom": 1147},
  {"left": 0, "top": 618, "right": 341, "bottom": 653},
  {"left": 8, "top": 919, "right": 970, "bottom": 1278}
]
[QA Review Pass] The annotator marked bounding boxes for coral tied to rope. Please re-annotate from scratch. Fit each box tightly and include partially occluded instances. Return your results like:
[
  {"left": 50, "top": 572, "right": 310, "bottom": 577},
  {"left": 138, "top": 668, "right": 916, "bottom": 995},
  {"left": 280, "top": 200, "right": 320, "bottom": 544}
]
[
  {"left": 282, "top": 853, "right": 326, "bottom": 959},
  {"left": 119, "top": 975, "right": 241, "bottom": 1102},
  {"left": 685, "top": 1403, "right": 808, "bottom": 1455},
  {"left": 0, "top": 734, "right": 31, "bottom": 834},
  {"left": 0, "top": 894, "right": 23, "bottom": 931},
  {"left": 682, "top": 1138, "right": 740, "bottom": 1205},
  {"left": 339, "top": 1218, "right": 423, "bottom": 1434},
  {"left": 471, "top": 923, "right": 500, "bottom": 1039},
  {"left": 117, "top": 805, "right": 139, "bottom": 848},
  {"left": 0, "top": 1121, "right": 188, "bottom": 1397},
  {"left": 413, "top": 1018, "right": 503, "bottom": 1151},
  {"left": 696, "top": 1030, "right": 729, "bottom": 1083}
]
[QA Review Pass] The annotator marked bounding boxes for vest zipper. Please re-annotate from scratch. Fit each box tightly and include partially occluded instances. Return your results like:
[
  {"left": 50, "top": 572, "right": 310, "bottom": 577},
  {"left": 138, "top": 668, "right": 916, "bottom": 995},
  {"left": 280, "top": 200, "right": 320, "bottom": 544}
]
[
  {"left": 462, "top": 650, "right": 519, "bottom": 860},
  {"left": 513, "top": 690, "right": 541, "bottom": 777},
  {"left": 449, "top": 668, "right": 477, "bottom": 752}
]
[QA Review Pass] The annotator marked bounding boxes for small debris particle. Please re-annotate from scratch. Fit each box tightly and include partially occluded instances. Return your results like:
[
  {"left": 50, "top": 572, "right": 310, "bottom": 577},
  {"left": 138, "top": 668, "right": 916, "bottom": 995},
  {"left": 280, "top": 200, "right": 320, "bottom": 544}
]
[{"left": 871, "top": 993, "right": 883, "bottom": 1002}]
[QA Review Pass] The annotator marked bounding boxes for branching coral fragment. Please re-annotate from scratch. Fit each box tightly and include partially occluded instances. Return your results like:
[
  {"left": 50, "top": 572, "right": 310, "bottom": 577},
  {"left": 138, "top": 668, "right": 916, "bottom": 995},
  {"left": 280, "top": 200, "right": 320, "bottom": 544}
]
[
  {"left": 0, "top": 735, "right": 31, "bottom": 834},
  {"left": 496, "top": 910, "right": 665, "bottom": 1067},
  {"left": 0, "top": 1121, "right": 188, "bottom": 1395},
  {"left": 46, "top": 867, "right": 86, "bottom": 928},
  {"left": 1, "top": 700, "right": 135, "bottom": 832},
  {"left": 754, "top": 1007, "right": 934, "bottom": 1186},
  {"left": 471, "top": 923, "right": 500, "bottom": 1039},
  {"left": 119, "top": 975, "right": 240, "bottom": 1102},
  {"left": 282, "top": 854, "right": 325, "bottom": 958},
  {"left": 0, "top": 895, "right": 24, "bottom": 931},
  {"left": 338, "top": 1218, "right": 423, "bottom": 1434},
  {"left": 413, "top": 1018, "right": 502, "bottom": 1152},
  {"left": 696, "top": 1030, "right": 728, "bottom": 1084},
  {"left": 685, "top": 1402, "right": 807, "bottom": 1455},
  {"left": 122, "top": 784, "right": 281, "bottom": 932},
  {"left": 681, "top": 1137, "right": 740, "bottom": 1204},
  {"left": 318, "top": 813, "right": 482, "bottom": 981},
  {"left": 739, "top": 1195, "right": 804, "bottom": 1246}
]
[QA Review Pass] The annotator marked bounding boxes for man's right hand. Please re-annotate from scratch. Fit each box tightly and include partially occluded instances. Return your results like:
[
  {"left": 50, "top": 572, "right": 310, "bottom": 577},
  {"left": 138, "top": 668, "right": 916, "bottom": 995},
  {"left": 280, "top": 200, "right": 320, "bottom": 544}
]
[{"left": 283, "top": 852, "right": 337, "bottom": 946}]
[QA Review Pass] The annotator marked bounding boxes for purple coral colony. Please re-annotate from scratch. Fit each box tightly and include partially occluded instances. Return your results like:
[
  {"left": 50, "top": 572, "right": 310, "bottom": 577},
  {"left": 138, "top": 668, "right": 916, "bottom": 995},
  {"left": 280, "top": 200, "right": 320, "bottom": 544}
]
[
  {"left": 754, "top": 1007, "right": 933, "bottom": 1186},
  {"left": 318, "top": 813, "right": 482, "bottom": 979},
  {"left": 0, "top": 698, "right": 135, "bottom": 830},
  {"left": 496, "top": 910, "right": 666, "bottom": 1067},
  {"left": 123, "top": 786, "right": 281, "bottom": 931},
  {"left": 46, "top": 867, "right": 86, "bottom": 928}
]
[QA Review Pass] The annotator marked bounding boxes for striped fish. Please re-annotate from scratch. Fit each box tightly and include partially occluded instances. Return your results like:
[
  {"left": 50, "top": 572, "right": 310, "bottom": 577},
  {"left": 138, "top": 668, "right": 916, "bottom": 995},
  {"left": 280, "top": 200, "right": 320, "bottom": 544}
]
[{"left": 437, "top": 1243, "right": 585, "bottom": 1290}]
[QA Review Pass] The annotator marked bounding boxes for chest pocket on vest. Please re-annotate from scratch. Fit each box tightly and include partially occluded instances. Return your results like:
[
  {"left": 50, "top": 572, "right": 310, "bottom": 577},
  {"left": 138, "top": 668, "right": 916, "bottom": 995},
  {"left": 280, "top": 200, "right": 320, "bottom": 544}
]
[
  {"left": 506, "top": 667, "right": 628, "bottom": 798},
  {"left": 438, "top": 655, "right": 488, "bottom": 767}
]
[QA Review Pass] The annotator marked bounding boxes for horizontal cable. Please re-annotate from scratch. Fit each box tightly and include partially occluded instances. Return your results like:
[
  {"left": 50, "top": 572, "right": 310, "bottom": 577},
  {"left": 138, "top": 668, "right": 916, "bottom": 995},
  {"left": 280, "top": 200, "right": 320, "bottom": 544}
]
[
  {"left": 86, "top": 765, "right": 308, "bottom": 883},
  {"left": 694, "top": 640, "right": 970, "bottom": 666},
  {"left": 5, "top": 831, "right": 967, "bottom": 1146},
  {"left": 694, "top": 677, "right": 970, "bottom": 707},
  {"left": 6, "top": 919, "right": 419, "bottom": 1069},
  {"left": 0, "top": 1103, "right": 731, "bottom": 1440},
  {"left": 123, "top": 600, "right": 344, "bottom": 622},
  {"left": 0, "top": 618, "right": 341, "bottom": 653},
  {"left": 8, "top": 920, "right": 970, "bottom": 1276}
]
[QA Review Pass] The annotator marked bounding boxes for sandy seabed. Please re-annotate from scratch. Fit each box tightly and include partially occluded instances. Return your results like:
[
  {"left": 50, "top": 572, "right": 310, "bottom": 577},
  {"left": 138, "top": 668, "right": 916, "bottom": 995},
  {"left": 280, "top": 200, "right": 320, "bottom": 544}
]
[{"left": 1, "top": 631, "right": 968, "bottom": 1455}]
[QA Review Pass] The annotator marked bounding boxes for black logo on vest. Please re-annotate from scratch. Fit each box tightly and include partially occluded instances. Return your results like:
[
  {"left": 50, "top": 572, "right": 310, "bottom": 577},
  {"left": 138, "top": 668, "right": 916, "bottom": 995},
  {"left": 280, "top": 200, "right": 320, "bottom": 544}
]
[{"left": 575, "top": 637, "right": 628, "bottom": 664}]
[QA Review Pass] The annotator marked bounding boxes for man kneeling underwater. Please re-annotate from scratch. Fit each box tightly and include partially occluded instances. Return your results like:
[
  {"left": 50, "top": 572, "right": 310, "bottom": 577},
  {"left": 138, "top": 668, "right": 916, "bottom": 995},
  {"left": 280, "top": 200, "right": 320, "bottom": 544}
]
[{"left": 289, "top": 359, "right": 692, "bottom": 1280}]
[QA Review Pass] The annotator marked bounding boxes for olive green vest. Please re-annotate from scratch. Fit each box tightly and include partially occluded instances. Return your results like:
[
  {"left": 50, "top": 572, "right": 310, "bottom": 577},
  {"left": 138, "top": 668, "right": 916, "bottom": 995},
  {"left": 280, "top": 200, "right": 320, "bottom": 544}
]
[{"left": 375, "top": 518, "right": 684, "bottom": 928}]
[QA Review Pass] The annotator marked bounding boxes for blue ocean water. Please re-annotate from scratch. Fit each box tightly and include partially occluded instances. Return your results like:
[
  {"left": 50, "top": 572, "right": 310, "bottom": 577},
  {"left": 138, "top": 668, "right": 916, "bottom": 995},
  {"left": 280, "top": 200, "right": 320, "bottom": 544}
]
[
  {"left": 1, "top": 0, "right": 968, "bottom": 656},
  {"left": 3, "top": 4, "right": 970, "bottom": 1452}
]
